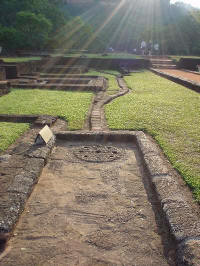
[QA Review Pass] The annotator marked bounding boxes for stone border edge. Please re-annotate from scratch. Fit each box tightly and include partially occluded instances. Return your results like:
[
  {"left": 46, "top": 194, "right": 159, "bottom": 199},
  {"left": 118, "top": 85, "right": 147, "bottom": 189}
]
[
  {"left": 151, "top": 68, "right": 200, "bottom": 93},
  {"left": 0, "top": 114, "right": 58, "bottom": 126},
  {"left": 0, "top": 136, "right": 55, "bottom": 242},
  {"left": 56, "top": 130, "right": 200, "bottom": 265}
]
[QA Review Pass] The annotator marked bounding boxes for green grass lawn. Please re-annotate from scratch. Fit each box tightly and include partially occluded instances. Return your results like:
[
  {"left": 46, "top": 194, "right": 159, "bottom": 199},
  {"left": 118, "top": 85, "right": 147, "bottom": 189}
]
[
  {"left": 86, "top": 69, "right": 120, "bottom": 95},
  {"left": 0, "top": 122, "right": 29, "bottom": 151},
  {"left": 0, "top": 89, "right": 93, "bottom": 130},
  {"left": 52, "top": 53, "right": 141, "bottom": 59},
  {"left": 105, "top": 71, "right": 200, "bottom": 201},
  {"left": 0, "top": 57, "right": 41, "bottom": 63}
]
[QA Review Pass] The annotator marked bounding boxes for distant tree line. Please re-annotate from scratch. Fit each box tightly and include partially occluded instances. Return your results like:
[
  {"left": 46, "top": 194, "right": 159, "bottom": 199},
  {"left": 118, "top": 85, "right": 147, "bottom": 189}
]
[
  {"left": 69, "top": 0, "right": 200, "bottom": 55},
  {"left": 0, "top": 0, "right": 200, "bottom": 55},
  {"left": 0, "top": 0, "right": 101, "bottom": 53}
]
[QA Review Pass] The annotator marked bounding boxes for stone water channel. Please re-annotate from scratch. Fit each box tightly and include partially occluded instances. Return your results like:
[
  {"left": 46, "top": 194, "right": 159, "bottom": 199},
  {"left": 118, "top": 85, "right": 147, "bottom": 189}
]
[{"left": 0, "top": 74, "right": 179, "bottom": 265}]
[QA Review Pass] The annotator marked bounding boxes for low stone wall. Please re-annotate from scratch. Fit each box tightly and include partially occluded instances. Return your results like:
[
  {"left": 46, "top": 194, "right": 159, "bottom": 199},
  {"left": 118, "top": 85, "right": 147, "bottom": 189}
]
[
  {"left": 39, "top": 77, "right": 94, "bottom": 84},
  {"left": 0, "top": 57, "right": 149, "bottom": 79},
  {"left": 40, "top": 57, "right": 150, "bottom": 70},
  {"left": 17, "top": 61, "right": 39, "bottom": 75},
  {"left": 0, "top": 81, "right": 10, "bottom": 96},
  {"left": 11, "top": 83, "right": 105, "bottom": 92},
  {"left": 0, "top": 114, "right": 57, "bottom": 126},
  {"left": 0, "top": 66, "right": 6, "bottom": 80},
  {"left": 17, "top": 49, "right": 88, "bottom": 56},
  {"left": 3, "top": 65, "right": 18, "bottom": 79},
  {"left": 38, "top": 65, "right": 88, "bottom": 74},
  {"left": 39, "top": 74, "right": 99, "bottom": 79},
  {"left": 0, "top": 134, "right": 55, "bottom": 237},
  {"left": 178, "top": 58, "right": 200, "bottom": 71},
  {"left": 1, "top": 61, "right": 41, "bottom": 79},
  {"left": 151, "top": 68, "right": 200, "bottom": 93},
  {"left": 10, "top": 76, "right": 107, "bottom": 92}
]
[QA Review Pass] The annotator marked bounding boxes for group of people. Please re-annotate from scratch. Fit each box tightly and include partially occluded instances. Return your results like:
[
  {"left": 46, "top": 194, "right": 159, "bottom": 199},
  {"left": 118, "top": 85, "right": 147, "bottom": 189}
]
[{"left": 140, "top": 40, "right": 159, "bottom": 56}]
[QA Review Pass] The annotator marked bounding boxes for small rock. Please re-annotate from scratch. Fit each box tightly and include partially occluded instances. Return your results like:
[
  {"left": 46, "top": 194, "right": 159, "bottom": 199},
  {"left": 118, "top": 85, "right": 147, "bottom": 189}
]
[{"left": 0, "top": 154, "right": 11, "bottom": 162}]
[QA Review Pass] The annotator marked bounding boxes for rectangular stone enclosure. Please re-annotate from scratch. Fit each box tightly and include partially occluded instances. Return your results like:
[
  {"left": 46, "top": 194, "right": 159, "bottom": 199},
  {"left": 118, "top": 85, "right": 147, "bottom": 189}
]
[{"left": 0, "top": 131, "right": 175, "bottom": 265}]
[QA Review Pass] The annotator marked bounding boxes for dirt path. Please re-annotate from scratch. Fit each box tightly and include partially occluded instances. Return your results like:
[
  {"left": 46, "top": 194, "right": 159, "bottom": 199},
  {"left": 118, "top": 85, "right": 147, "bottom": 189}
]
[
  {"left": 156, "top": 69, "right": 200, "bottom": 83},
  {"left": 0, "top": 140, "right": 176, "bottom": 265}
]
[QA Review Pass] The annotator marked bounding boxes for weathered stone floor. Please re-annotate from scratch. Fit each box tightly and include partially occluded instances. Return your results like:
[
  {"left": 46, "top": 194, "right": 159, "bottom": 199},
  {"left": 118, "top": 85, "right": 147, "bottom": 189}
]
[{"left": 0, "top": 140, "right": 176, "bottom": 265}]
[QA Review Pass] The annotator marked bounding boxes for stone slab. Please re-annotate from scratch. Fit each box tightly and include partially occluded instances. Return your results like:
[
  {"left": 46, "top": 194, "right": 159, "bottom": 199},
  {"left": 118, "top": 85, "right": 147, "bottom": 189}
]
[{"left": 177, "top": 238, "right": 200, "bottom": 266}]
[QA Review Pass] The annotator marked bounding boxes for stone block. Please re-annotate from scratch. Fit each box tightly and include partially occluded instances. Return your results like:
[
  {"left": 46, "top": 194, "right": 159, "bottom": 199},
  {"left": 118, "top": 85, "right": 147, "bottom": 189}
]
[
  {"left": 0, "top": 81, "right": 9, "bottom": 96},
  {"left": 177, "top": 238, "right": 200, "bottom": 266},
  {"left": 143, "top": 154, "right": 169, "bottom": 177},
  {"left": 0, "top": 66, "right": 6, "bottom": 80},
  {"left": 0, "top": 192, "right": 27, "bottom": 234},
  {"left": 162, "top": 196, "right": 200, "bottom": 242}
]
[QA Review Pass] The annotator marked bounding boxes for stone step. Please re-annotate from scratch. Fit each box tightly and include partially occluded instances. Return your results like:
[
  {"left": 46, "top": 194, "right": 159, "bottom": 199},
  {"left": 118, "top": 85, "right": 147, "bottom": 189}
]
[
  {"left": 11, "top": 83, "right": 103, "bottom": 92},
  {"left": 36, "top": 73, "right": 99, "bottom": 79},
  {"left": 143, "top": 56, "right": 170, "bottom": 60},
  {"left": 150, "top": 60, "right": 174, "bottom": 65},
  {"left": 0, "top": 81, "right": 10, "bottom": 96},
  {"left": 15, "top": 78, "right": 93, "bottom": 85},
  {"left": 152, "top": 64, "right": 177, "bottom": 69},
  {"left": 37, "top": 65, "right": 88, "bottom": 74}
]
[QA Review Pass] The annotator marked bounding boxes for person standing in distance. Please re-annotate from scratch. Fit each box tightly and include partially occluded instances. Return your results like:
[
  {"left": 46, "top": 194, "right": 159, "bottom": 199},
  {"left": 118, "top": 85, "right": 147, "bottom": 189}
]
[
  {"left": 140, "top": 40, "right": 146, "bottom": 55},
  {"left": 154, "top": 43, "right": 159, "bottom": 55},
  {"left": 147, "top": 40, "right": 153, "bottom": 56}
]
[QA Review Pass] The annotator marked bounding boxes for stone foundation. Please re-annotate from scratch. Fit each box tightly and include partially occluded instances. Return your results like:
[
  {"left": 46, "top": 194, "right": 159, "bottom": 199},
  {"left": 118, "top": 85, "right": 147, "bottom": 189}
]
[
  {"left": 10, "top": 76, "right": 107, "bottom": 92},
  {"left": 0, "top": 66, "right": 6, "bottom": 80},
  {"left": 37, "top": 65, "right": 88, "bottom": 74},
  {"left": 39, "top": 57, "right": 150, "bottom": 70},
  {"left": 178, "top": 58, "right": 200, "bottom": 71},
  {"left": 0, "top": 81, "right": 9, "bottom": 96}
]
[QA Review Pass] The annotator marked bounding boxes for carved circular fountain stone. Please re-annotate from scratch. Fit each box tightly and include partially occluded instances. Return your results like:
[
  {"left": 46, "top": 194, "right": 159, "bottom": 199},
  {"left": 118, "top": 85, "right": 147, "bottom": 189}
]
[{"left": 73, "top": 144, "right": 123, "bottom": 163}]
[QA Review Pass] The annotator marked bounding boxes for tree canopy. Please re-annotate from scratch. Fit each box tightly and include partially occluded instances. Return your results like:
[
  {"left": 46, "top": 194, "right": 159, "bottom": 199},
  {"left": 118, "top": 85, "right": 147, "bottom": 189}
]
[
  {"left": 0, "top": 0, "right": 99, "bottom": 52},
  {"left": 0, "top": 0, "right": 200, "bottom": 55},
  {"left": 67, "top": 0, "right": 200, "bottom": 55}
]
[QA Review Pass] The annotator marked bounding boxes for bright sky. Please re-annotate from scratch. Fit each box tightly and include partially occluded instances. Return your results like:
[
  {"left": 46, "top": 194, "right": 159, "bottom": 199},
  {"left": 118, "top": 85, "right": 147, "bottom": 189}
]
[{"left": 171, "top": 0, "right": 200, "bottom": 8}]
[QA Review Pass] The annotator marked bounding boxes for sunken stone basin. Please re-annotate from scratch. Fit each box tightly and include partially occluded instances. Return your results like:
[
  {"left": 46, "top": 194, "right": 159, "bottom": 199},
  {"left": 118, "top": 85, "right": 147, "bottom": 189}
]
[{"left": 0, "top": 132, "right": 176, "bottom": 265}]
